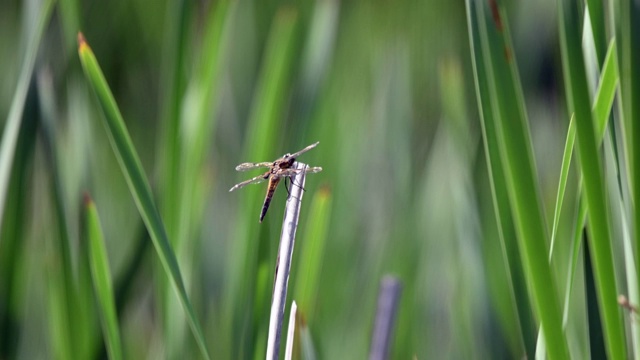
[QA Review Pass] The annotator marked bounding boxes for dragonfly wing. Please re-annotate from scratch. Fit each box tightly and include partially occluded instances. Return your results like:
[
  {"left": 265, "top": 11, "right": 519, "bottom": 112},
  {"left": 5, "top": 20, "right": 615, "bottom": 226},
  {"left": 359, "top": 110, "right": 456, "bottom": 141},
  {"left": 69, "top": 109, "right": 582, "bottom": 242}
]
[
  {"left": 229, "top": 174, "right": 269, "bottom": 192},
  {"left": 288, "top": 141, "right": 319, "bottom": 159},
  {"left": 235, "top": 162, "right": 273, "bottom": 171},
  {"left": 303, "top": 166, "right": 323, "bottom": 173},
  {"left": 276, "top": 166, "right": 322, "bottom": 178}
]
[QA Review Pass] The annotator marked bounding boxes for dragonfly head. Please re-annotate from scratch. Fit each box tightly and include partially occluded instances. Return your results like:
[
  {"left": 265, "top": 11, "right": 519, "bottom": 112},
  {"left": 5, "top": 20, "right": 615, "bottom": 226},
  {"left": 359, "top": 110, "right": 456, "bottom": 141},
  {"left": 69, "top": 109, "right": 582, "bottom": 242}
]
[
  {"left": 282, "top": 153, "right": 296, "bottom": 164},
  {"left": 276, "top": 153, "right": 298, "bottom": 170}
]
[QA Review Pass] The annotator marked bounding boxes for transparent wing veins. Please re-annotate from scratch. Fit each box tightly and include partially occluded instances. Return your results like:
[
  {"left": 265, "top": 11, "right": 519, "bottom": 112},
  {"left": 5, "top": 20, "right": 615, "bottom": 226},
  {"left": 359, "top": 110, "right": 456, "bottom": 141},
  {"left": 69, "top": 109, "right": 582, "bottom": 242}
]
[
  {"left": 288, "top": 141, "right": 320, "bottom": 159},
  {"left": 229, "top": 174, "right": 269, "bottom": 192},
  {"left": 235, "top": 162, "right": 273, "bottom": 171},
  {"left": 274, "top": 166, "right": 322, "bottom": 178}
]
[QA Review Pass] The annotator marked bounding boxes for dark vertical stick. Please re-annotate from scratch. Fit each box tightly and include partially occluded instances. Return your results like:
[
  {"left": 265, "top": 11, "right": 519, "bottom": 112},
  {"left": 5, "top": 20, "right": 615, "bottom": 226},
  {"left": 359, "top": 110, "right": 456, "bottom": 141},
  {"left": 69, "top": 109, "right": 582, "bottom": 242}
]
[
  {"left": 266, "top": 162, "right": 307, "bottom": 360},
  {"left": 369, "top": 276, "right": 403, "bottom": 360}
]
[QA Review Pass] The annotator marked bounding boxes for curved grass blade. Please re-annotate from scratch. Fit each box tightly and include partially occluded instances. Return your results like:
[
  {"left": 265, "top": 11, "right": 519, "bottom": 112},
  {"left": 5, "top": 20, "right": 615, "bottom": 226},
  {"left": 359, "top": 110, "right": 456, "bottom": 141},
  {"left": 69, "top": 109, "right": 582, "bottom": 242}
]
[
  {"left": 558, "top": 1, "right": 626, "bottom": 358},
  {"left": 541, "top": 38, "right": 620, "bottom": 358},
  {"left": 550, "top": 39, "right": 618, "bottom": 259},
  {"left": 593, "top": 41, "right": 619, "bottom": 137},
  {"left": 549, "top": 114, "right": 576, "bottom": 260},
  {"left": 77, "top": 34, "right": 211, "bottom": 360},
  {"left": 84, "top": 195, "right": 123, "bottom": 360},
  {"left": 0, "top": 0, "right": 55, "bottom": 240},
  {"left": 465, "top": 1, "right": 529, "bottom": 356}
]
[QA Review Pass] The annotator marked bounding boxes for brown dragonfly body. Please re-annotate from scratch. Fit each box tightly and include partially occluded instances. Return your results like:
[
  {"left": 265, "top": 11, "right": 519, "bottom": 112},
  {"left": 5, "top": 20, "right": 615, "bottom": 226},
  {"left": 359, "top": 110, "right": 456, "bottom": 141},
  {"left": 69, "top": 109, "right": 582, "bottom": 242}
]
[{"left": 230, "top": 142, "right": 322, "bottom": 222}]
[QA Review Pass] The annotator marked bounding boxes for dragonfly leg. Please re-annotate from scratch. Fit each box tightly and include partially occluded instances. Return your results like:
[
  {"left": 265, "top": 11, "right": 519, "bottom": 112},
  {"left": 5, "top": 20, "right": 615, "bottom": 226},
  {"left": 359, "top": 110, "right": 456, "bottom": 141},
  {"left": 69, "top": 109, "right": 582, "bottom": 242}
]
[
  {"left": 290, "top": 176, "right": 307, "bottom": 192},
  {"left": 284, "top": 177, "right": 291, "bottom": 197},
  {"left": 282, "top": 176, "right": 305, "bottom": 204}
]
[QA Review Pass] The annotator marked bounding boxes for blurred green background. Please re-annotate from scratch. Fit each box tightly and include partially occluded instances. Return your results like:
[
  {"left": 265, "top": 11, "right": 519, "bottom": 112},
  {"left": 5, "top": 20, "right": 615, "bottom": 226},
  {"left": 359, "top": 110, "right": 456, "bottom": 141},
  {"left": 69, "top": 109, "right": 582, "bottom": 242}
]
[{"left": 0, "top": 0, "right": 613, "bottom": 359}]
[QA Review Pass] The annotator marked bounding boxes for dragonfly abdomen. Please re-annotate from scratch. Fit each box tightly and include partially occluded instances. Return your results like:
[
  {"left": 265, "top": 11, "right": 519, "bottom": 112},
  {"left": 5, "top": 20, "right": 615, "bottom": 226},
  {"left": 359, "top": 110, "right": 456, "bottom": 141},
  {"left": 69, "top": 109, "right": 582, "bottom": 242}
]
[{"left": 260, "top": 177, "right": 281, "bottom": 222}]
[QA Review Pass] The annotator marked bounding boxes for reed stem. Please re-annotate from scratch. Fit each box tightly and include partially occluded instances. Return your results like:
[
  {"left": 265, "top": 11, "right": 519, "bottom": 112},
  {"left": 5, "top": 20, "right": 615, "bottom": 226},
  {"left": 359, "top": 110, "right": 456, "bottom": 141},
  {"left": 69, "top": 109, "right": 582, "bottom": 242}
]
[{"left": 266, "top": 162, "right": 308, "bottom": 360}]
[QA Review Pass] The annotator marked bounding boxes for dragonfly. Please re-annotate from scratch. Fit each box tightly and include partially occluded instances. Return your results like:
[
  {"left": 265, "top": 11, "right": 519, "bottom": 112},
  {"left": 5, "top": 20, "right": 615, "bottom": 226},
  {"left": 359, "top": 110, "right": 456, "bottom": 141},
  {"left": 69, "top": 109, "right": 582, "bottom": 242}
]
[{"left": 229, "top": 141, "right": 323, "bottom": 222}]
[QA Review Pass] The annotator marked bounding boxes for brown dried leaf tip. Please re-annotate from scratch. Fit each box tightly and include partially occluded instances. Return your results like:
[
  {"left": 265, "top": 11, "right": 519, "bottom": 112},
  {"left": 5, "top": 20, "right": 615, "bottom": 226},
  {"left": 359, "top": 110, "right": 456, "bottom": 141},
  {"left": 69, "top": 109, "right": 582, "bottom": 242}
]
[
  {"left": 78, "top": 32, "right": 88, "bottom": 50},
  {"left": 83, "top": 191, "right": 93, "bottom": 207}
]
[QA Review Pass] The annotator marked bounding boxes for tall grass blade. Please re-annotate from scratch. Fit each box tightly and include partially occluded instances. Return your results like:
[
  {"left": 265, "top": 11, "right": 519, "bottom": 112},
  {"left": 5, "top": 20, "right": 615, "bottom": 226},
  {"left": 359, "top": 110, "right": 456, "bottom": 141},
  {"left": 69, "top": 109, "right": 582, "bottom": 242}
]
[
  {"left": 615, "top": 0, "right": 640, "bottom": 353},
  {"left": 77, "top": 34, "right": 211, "bottom": 360},
  {"left": 465, "top": 1, "right": 528, "bottom": 355},
  {"left": 550, "top": 39, "right": 618, "bottom": 261},
  {"left": 541, "top": 38, "right": 620, "bottom": 358},
  {"left": 593, "top": 41, "right": 619, "bottom": 136},
  {"left": 84, "top": 195, "right": 123, "bottom": 360},
  {"left": 558, "top": 1, "right": 626, "bottom": 358},
  {"left": 616, "top": 0, "right": 640, "bottom": 341},
  {"left": 549, "top": 115, "right": 576, "bottom": 260},
  {"left": 468, "top": 0, "right": 569, "bottom": 357}
]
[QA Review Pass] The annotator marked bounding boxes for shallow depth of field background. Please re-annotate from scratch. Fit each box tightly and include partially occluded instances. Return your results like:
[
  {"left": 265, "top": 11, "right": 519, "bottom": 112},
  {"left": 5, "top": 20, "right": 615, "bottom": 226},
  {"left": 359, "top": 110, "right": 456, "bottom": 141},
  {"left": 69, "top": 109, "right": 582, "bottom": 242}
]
[{"left": 0, "top": 0, "right": 594, "bottom": 359}]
